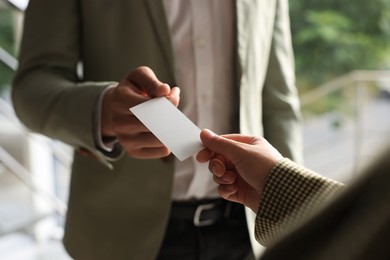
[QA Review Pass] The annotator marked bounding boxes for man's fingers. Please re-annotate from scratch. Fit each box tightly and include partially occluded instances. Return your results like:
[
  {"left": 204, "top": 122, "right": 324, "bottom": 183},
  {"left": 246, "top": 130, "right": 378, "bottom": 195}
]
[
  {"left": 209, "top": 158, "right": 226, "bottom": 177},
  {"left": 196, "top": 148, "right": 214, "bottom": 163},
  {"left": 212, "top": 171, "right": 237, "bottom": 184},
  {"left": 127, "top": 147, "right": 171, "bottom": 159},
  {"left": 166, "top": 87, "right": 180, "bottom": 107},
  {"left": 128, "top": 66, "right": 170, "bottom": 97},
  {"left": 218, "top": 184, "right": 238, "bottom": 201},
  {"left": 200, "top": 129, "right": 245, "bottom": 164},
  {"left": 220, "top": 134, "right": 259, "bottom": 145}
]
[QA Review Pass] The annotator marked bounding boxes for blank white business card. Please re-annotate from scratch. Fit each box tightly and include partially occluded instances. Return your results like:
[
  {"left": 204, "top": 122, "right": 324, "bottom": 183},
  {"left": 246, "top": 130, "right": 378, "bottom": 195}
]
[{"left": 129, "top": 97, "right": 203, "bottom": 161}]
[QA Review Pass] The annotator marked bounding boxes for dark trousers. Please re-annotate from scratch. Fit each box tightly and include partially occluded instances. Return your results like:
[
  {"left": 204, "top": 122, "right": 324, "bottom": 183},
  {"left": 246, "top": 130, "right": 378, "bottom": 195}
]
[{"left": 156, "top": 199, "right": 255, "bottom": 260}]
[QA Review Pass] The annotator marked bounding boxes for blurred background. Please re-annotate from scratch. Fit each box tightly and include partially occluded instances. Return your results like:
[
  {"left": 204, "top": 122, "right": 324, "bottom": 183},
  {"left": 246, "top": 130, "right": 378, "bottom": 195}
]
[{"left": 0, "top": 0, "right": 389, "bottom": 259}]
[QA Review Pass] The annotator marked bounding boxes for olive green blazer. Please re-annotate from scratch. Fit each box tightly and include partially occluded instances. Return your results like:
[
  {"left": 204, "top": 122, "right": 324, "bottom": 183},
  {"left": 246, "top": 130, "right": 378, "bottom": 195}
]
[{"left": 12, "top": 0, "right": 302, "bottom": 259}]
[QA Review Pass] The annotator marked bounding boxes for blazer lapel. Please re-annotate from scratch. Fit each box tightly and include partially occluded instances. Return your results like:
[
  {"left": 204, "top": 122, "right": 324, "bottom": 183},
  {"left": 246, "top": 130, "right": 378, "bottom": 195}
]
[
  {"left": 144, "top": 0, "right": 175, "bottom": 81},
  {"left": 235, "top": 0, "right": 276, "bottom": 88},
  {"left": 235, "top": 0, "right": 251, "bottom": 77}
]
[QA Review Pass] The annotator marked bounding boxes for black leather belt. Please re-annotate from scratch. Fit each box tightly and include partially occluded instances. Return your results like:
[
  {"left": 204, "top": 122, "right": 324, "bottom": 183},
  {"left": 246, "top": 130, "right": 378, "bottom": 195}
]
[{"left": 170, "top": 199, "right": 236, "bottom": 227}]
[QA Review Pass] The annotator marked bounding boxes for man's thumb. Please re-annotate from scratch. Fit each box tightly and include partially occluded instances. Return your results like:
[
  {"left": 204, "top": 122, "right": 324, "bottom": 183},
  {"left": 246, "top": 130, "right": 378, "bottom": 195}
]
[{"left": 200, "top": 129, "right": 243, "bottom": 162}]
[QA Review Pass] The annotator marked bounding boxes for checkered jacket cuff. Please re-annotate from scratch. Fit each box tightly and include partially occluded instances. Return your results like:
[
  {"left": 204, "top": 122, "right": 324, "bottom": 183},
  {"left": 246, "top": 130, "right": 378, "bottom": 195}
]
[{"left": 255, "top": 158, "right": 345, "bottom": 246}]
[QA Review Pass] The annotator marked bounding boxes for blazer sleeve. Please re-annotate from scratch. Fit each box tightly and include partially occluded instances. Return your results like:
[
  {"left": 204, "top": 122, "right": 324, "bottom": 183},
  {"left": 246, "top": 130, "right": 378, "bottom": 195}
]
[
  {"left": 12, "top": 0, "right": 118, "bottom": 165},
  {"left": 262, "top": 0, "right": 303, "bottom": 164},
  {"left": 255, "top": 158, "right": 345, "bottom": 246}
]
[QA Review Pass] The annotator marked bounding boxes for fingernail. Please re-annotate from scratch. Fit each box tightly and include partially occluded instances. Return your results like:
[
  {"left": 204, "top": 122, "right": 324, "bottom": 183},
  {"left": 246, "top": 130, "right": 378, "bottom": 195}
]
[
  {"left": 213, "top": 164, "right": 224, "bottom": 177},
  {"left": 203, "top": 129, "right": 216, "bottom": 137},
  {"left": 175, "top": 87, "right": 181, "bottom": 97}
]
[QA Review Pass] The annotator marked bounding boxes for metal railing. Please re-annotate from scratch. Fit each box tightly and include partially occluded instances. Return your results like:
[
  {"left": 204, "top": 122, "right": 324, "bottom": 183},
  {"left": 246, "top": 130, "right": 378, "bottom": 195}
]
[
  {"left": 0, "top": 0, "right": 26, "bottom": 70},
  {"left": 0, "top": 0, "right": 72, "bottom": 240},
  {"left": 0, "top": 46, "right": 18, "bottom": 71},
  {"left": 300, "top": 70, "right": 390, "bottom": 181},
  {"left": 0, "top": 95, "right": 70, "bottom": 238},
  {"left": 300, "top": 70, "right": 390, "bottom": 106}
]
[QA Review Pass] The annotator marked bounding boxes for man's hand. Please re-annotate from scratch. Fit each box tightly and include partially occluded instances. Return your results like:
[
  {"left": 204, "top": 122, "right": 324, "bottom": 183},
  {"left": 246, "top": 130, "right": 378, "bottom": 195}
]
[
  {"left": 196, "top": 129, "right": 283, "bottom": 212},
  {"left": 101, "top": 66, "right": 180, "bottom": 159}
]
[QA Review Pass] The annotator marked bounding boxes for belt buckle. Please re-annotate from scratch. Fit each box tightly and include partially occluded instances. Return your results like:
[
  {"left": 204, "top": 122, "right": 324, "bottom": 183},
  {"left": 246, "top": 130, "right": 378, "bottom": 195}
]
[{"left": 193, "top": 202, "right": 216, "bottom": 227}]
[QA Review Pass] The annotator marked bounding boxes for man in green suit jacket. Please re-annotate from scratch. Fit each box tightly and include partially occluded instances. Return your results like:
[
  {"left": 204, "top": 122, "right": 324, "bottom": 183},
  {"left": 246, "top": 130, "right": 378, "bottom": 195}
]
[{"left": 12, "top": 0, "right": 302, "bottom": 259}]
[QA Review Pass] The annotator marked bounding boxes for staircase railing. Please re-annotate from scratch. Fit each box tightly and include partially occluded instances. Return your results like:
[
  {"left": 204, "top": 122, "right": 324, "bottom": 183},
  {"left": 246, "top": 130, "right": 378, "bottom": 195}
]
[
  {"left": 300, "top": 70, "right": 390, "bottom": 179},
  {"left": 0, "top": 0, "right": 72, "bottom": 239}
]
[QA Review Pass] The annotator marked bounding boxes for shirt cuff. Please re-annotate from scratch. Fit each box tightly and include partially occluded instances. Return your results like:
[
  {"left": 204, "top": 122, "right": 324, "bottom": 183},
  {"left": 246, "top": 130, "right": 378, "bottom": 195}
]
[{"left": 93, "top": 84, "right": 120, "bottom": 154}]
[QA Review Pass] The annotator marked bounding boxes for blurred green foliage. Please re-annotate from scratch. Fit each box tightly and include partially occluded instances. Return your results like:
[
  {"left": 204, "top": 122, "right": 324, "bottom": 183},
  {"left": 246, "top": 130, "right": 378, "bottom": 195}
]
[
  {"left": 290, "top": 0, "right": 390, "bottom": 93},
  {"left": 0, "top": 6, "right": 16, "bottom": 93}
]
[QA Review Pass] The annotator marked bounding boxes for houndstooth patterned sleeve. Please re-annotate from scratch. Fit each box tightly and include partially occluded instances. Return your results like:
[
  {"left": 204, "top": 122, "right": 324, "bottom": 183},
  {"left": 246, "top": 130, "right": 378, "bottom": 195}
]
[{"left": 255, "top": 158, "right": 345, "bottom": 247}]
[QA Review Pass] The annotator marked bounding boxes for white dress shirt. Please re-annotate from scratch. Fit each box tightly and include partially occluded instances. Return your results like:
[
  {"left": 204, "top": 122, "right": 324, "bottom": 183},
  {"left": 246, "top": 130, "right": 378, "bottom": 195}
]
[{"left": 163, "top": 0, "right": 236, "bottom": 200}]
